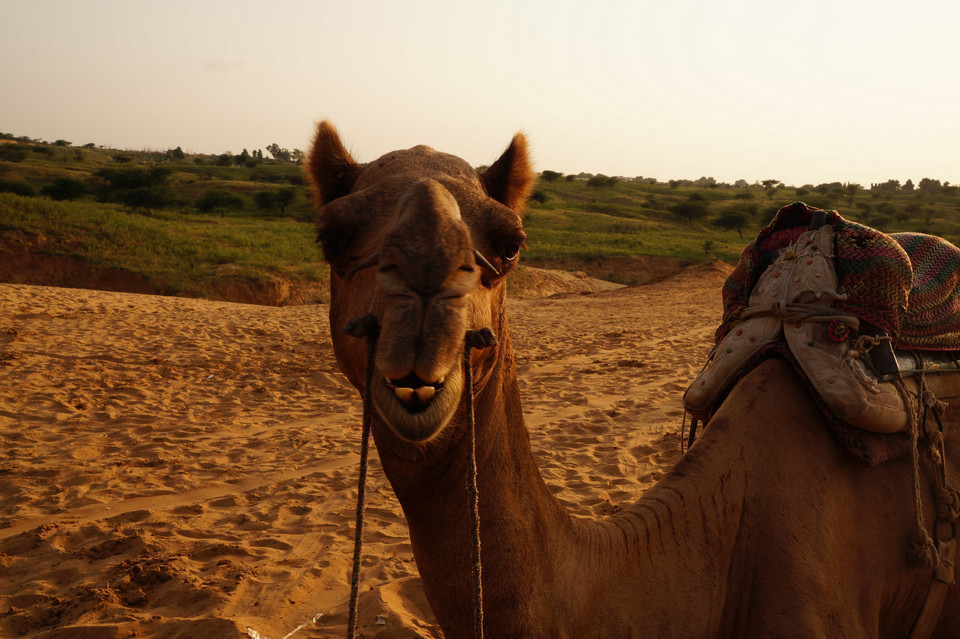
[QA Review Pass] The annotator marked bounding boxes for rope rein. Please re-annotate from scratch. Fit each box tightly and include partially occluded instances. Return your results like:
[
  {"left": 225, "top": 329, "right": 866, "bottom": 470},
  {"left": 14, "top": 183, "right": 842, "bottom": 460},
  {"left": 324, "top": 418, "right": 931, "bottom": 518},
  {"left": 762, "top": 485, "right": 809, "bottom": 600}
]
[
  {"left": 900, "top": 374, "right": 939, "bottom": 570},
  {"left": 344, "top": 315, "right": 493, "bottom": 639},
  {"left": 464, "top": 327, "right": 497, "bottom": 639},
  {"left": 344, "top": 315, "right": 379, "bottom": 639}
]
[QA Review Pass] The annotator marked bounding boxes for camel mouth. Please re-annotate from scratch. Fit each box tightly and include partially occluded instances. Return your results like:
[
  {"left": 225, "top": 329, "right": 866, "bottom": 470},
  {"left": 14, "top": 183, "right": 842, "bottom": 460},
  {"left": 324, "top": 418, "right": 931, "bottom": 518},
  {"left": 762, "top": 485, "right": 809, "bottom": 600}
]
[{"left": 371, "top": 363, "right": 463, "bottom": 442}]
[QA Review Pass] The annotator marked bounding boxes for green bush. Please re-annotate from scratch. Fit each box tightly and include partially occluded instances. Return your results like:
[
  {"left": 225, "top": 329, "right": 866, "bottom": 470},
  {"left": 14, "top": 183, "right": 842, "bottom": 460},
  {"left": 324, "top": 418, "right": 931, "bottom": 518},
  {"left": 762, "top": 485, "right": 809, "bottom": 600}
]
[
  {"left": 253, "top": 188, "right": 296, "bottom": 216},
  {"left": 0, "top": 146, "right": 28, "bottom": 162},
  {"left": 41, "top": 177, "right": 88, "bottom": 201},
  {"left": 197, "top": 189, "right": 245, "bottom": 215},
  {"left": 0, "top": 179, "right": 38, "bottom": 197}
]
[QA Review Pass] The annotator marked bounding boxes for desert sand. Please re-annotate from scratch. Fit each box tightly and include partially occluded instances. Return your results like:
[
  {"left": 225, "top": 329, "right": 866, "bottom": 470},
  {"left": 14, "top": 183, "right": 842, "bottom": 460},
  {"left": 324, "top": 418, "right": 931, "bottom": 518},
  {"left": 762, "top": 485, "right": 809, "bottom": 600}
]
[{"left": 0, "top": 261, "right": 731, "bottom": 639}]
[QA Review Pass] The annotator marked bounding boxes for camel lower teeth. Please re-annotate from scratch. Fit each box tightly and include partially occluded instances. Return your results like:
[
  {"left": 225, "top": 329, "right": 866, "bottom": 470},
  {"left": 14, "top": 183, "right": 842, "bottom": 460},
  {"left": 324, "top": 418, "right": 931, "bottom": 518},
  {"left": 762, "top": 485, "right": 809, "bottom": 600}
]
[{"left": 415, "top": 386, "right": 436, "bottom": 402}]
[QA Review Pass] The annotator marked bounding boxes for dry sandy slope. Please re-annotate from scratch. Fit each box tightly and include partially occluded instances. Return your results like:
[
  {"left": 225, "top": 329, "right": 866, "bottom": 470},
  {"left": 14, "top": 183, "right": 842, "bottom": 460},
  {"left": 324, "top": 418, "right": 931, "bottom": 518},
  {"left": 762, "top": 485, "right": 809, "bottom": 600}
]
[{"left": 0, "top": 261, "right": 731, "bottom": 639}]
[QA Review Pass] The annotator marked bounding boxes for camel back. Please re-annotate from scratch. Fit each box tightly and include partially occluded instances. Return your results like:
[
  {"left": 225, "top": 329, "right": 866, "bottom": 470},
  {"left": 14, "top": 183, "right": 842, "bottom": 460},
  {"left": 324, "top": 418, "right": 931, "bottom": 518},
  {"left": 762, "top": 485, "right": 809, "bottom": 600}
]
[{"left": 685, "top": 202, "right": 960, "bottom": 465}]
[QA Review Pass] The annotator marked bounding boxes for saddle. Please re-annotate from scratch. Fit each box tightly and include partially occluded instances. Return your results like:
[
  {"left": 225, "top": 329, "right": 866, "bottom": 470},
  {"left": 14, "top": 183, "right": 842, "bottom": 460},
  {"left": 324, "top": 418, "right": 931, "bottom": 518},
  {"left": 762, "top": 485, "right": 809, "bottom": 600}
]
[
  {"left": 682, "top": 202, "right": 960, "bottom": 637},
  {"left": 683, "top": 203, "right": 960, "bottom": 440}
]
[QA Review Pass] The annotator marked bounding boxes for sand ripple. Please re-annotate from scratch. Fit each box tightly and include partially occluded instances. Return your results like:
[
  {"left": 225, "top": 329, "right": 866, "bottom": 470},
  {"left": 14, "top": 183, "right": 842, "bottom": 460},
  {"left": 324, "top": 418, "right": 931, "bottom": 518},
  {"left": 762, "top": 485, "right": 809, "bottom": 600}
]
[{"left": 0, "top": 261, "right": 730, "bottom": 638}]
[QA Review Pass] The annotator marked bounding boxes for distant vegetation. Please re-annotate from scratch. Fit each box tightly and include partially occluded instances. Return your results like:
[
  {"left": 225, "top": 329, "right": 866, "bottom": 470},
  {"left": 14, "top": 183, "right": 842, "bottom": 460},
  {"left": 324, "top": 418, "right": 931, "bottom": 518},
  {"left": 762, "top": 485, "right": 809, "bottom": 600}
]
[{"left": 2, "top": 131, "right": 959, "bottom": 300}]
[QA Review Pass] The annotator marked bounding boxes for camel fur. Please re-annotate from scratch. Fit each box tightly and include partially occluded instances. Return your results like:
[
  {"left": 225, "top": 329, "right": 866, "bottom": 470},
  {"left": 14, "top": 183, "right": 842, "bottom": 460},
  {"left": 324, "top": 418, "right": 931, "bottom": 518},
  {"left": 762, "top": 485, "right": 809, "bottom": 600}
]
[{"left": 307, "top": 120, "right": 960, "bottom": 638}]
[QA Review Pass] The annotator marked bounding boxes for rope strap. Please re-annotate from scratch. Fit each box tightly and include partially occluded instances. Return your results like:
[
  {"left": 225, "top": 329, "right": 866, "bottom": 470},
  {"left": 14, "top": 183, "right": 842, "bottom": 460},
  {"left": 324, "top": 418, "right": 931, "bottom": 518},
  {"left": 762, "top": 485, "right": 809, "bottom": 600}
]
[
  {"left": 344, "top": 315, "right": 379, "bottom": 639},
  {"left": 344, "top": 318, "right": 494, "bottom": 639},
  {"left": 464, "top": 326, "right": 496, "bottom": 639},
  {"left": 902, "top": 375, "right": 939, "bottom": 571}
]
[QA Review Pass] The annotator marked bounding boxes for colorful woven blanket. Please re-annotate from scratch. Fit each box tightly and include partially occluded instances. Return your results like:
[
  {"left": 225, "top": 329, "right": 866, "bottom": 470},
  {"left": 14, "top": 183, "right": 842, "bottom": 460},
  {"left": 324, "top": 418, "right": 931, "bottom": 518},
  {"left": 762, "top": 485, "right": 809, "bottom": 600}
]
[
  {"left": 719, "top": 201, "right": 945, "bottom": 348},
  {"left": 892, "top": 232, "right": 960, "bottom": 350},
  {"left": 714, "top": 203, "right": 960, "bottom": 464}
]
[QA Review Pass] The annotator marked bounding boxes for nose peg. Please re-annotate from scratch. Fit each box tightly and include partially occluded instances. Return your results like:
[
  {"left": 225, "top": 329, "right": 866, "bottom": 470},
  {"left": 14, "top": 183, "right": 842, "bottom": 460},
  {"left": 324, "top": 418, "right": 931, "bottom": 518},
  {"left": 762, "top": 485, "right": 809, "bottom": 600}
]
[
  {"left": 465, "top": 327, "right": 497, "bottom": 350},
  {"left": 473, "top": 250, "right": 500, "bottom": 276}
]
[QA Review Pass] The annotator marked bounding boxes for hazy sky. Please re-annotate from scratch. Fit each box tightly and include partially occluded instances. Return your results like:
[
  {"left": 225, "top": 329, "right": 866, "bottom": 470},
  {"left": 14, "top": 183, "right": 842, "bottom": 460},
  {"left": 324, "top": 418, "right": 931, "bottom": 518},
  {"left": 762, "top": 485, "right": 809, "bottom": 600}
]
[{"left": 3, "top": 0, "right": 957, "bottom": 186}]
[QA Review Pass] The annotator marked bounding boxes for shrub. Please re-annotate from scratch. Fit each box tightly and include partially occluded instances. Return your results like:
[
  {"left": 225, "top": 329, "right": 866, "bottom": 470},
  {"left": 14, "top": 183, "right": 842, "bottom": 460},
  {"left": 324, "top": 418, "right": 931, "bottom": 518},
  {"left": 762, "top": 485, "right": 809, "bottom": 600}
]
[
  {"left": 0, "top": 146, "right": 28, "bottom": 162},
  {"left": 41, "top": 177, "right": 88, "bottom": 201},
  {"left": 253, "top": 187, "right": 297, "bottom": 216},
  {"left": 713, "top": 209, "right": 749, "bottom": 237},
  {"left": 197, "top": 189, "right": 245, "bottom": 215},
  {"left": 95, "top": 166, "right": 174, "bottom": 212},
  {"left": 0, "top": 179, "right": 38, "bottom": 197},
  {"left": 671, "top": 199, "right": 709, "bottom": 221},
  {"left": 530, "top": 190, "right": 549, "bottom": 204}
]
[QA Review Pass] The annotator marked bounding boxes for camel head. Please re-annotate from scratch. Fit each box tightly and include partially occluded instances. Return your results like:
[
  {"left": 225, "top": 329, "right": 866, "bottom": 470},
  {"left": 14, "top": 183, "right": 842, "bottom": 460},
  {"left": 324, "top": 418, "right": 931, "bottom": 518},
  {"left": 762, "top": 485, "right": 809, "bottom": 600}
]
[{"left": 307, "top": 121, "right": 533, "bottom": 443}]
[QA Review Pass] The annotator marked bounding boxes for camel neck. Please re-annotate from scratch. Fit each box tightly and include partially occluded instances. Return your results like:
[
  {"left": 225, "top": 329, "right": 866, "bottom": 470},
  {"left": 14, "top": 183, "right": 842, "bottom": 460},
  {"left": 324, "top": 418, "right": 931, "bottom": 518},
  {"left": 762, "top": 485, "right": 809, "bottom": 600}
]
[
  {"left": 372, "top": 326, "right": 576, "bottom": 637},
  {"left": 569, "top": 433, "right": 748, "bottom": 637},
  {"left": 372, "top": 324, "right": 749, "bottom": 638}
]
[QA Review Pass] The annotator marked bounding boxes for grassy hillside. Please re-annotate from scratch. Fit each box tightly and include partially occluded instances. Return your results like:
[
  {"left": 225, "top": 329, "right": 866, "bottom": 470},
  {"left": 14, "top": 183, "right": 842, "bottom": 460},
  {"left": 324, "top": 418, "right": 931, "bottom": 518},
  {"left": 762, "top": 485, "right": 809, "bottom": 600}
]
[{"left": 2, "top": 137, "right": 960, "bottom": 302}]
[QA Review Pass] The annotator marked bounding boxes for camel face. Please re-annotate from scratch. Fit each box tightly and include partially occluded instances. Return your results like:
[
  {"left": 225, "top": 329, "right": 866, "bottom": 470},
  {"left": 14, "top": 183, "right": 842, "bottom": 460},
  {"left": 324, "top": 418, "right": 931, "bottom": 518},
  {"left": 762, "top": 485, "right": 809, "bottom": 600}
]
[{"left": 307, "top": 122, "right": 533, "bottom": 442}]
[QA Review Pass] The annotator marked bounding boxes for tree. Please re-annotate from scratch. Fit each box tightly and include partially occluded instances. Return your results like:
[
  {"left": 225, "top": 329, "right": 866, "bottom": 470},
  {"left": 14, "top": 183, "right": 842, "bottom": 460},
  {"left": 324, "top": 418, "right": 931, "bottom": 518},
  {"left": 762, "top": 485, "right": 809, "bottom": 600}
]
[
  {"left": 918, "top": 178, "right": 943, "bottom": 195},
  {"left": 844, "top": 183, "right": 862, "bottom": 204},
  {"left": 871, "top": 179, "right": 900, "bottom": 193},
  {"left": 95, "top": 165, "right": 174, "bottom": 213},
  {"left": 41, "top": 177, "right": 88, "bottom": 201},
  {"left": 761, "top": 179, "right": 782, "bottom": 189},
  {"left": 670, "top": 198, "right": 709, "bottom": 221},
  {"left": 714, "top": 209, "right": 749, "bottom": 238},
  {"left": 586, "top": 175, "right": 605, "bottom": 188},
  {"left": 540, "top": 170, "right": 562, "bottom": 183},
  {"left": 197, "top": 189, "right": 245, "bottom": 216},
  {"left": 587, "top": 174, "right": 615, "bottom": 189},
  {"left": 695, "top": 176, "right": 717, "bottom": 188},
  {"left": 253, "top": 187, "right": 297, "bottom": 216},
  {"left": 266, "top": 143, "right": 292, "bottom": 163},
  {"left": 903, "top": 179, "right": 915, "bottom": 192}
]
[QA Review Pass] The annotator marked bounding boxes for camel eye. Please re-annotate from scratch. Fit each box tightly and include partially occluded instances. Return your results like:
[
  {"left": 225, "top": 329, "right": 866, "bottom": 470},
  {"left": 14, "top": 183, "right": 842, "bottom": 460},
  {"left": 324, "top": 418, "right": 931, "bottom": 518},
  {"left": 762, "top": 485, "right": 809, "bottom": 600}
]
[
  {"left": 318, "top": 233, "right": 341, "bottom": 257},
  {"left": 317, "top": 208, "right": 360, "bottom": 260},
  {"left": 499, "top": 239, "right": 522, "bottom": 264}
]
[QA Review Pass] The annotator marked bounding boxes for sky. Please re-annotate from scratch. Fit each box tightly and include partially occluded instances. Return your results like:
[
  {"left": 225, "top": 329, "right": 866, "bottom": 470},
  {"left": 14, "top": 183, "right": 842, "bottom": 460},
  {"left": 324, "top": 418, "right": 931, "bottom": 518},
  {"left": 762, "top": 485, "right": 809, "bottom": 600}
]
[{"left": 2, "top": 0, "right": 958, "bottom": 187}]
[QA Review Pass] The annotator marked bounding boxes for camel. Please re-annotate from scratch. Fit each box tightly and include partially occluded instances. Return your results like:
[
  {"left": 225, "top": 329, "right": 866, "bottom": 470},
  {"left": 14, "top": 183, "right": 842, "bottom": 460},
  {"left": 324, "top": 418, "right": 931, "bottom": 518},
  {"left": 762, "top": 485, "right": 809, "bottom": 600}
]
[{"left": 306, "top": 120, "right": 960, "bottom": 638}]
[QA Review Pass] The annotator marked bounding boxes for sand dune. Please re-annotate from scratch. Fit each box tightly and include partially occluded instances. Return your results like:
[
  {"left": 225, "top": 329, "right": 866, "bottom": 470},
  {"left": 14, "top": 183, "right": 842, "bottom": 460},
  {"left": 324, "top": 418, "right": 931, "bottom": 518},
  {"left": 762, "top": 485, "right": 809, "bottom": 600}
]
[{"left": 0, "top": 261, "right": 731, "bottom": 638}]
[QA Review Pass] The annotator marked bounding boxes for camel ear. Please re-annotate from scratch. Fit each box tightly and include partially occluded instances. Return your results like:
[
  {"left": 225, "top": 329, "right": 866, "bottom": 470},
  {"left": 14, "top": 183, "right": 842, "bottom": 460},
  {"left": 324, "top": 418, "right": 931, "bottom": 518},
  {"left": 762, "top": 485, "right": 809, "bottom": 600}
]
[
  {"left": 307, "top": 120, "right": 359, "bottom": 206},
  {"left": 481, "top": 133, "right": 534, "bottom": 213}
]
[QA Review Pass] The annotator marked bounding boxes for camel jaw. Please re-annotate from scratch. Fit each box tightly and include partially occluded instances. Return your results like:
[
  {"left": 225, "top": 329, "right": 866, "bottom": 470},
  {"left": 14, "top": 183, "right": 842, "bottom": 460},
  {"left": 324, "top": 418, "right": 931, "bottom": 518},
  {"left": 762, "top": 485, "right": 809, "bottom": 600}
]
[{"left": 371, "top": 363, "right": 463, "bottom": 442}]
